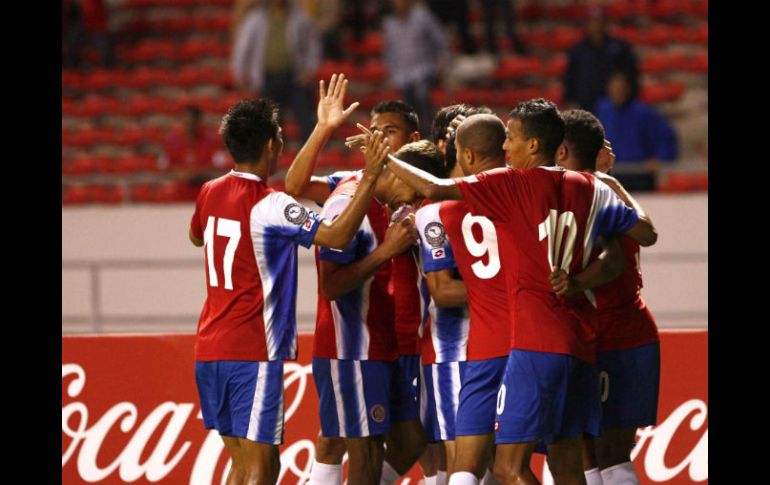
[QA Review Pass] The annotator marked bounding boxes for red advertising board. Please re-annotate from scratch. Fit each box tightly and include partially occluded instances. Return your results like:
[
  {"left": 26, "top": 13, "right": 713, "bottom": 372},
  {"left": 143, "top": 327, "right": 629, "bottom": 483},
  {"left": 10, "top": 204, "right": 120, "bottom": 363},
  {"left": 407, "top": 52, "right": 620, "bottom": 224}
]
[{"left": 62, "top": 330, "right": 707, "bottom": 484}]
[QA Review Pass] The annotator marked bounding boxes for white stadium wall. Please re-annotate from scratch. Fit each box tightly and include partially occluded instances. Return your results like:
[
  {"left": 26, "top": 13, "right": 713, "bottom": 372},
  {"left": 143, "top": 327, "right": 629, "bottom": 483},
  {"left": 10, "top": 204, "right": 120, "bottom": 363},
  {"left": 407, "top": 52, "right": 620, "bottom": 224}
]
[{"left": 62, "top": 194, "right": 707, "bottom": 334}]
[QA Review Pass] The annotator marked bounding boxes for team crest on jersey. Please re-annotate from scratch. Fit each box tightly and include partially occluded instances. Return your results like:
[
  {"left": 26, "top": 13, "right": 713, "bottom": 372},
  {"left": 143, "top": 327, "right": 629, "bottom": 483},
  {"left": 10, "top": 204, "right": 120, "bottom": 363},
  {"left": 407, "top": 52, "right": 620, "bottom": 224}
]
[
  {"left": 431, "top": 248, "right": 446, "bottom": 259},
  {"left": 284, "top": 203, "right": 309, "bottom": 225},
  {"left": 370, "top": 404, "right": 386, "bottom": 423},
  {"left": 424, "top": 222, "right": 446, "bottom": 247}
]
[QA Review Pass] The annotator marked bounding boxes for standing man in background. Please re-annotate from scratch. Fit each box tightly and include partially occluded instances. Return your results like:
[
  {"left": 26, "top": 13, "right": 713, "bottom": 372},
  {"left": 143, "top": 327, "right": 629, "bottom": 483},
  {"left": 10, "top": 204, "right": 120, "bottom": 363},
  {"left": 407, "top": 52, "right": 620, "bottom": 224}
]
[{"left": 231, "top": 0, "right": 321, "bottom": 142}]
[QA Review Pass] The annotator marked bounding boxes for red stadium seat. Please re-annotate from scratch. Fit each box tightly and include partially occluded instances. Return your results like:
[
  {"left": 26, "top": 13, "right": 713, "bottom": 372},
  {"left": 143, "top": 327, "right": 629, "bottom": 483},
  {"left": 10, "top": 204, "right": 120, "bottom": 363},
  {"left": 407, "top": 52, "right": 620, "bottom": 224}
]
[
  {"left": 540, "top": 27, "right": 582, "bottom": 50},
  {"left": 689, "top": 24, "right": 708, "bottom": 44},
  {"left": 62, "top": 70, "right": 83, "bottom": 90},
  {"left": 89, "top": 184, "right": 125, "bottom": 204},
  {"left": 347, "top": 32, "right": 384, "bottom": 57},
  {"left": 130, "top": 183, "right": 157, "bottom": 202},
  {"left": 282, "top": 120, "right": 300, "bottom": 141},
  {"left": 647, "top": 0, "right": 686, "bottom": 19},
  {"left": 640, "top": 25, "right": 676, "bottom": 46},
  {"left": 519, "top": 4, "right": 545, "bottom": 20},
  {"left": 491, "top": 56, "right": 544, "bottom": 81},
  {"left": 62, "top": 98, "right": 76, "bottom": 116},
  {"left": 278, "top": 150, "right": 298, "bottom": 170},
  {"left": 688, "top": 51, "right": 708, "bottom": 73},
  {"left": 540, "top": 55, "right": 568, "bottom": 78},
  {"left": 62, "top": 185, "right": 91, "bottom": 205},
  {"left": 357, "top": 60, "right": 387, "bottom": 83},
  {"left": 658, "top": 172, "right": 708, "bottom": 192},
  {"left": 547, "top": 3, "right": 587, "bottom": 20},
  {"left": 642, "top": 52, "right": 673, "bottom": 74},
  {"left": 69, "top": 154, "right": 100, "bottom": 174},
  {"left": 317, "top": 61, "right": 356, "bottom": 82},
  {"left": 74, "top": 95, "right": 121, "bottom": 117}
]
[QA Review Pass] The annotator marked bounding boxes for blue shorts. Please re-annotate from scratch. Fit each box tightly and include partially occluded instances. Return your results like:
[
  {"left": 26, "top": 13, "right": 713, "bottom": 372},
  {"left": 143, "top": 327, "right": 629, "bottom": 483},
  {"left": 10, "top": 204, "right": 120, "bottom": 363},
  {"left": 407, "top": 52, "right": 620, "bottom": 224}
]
[
  {"left": 391, "top": 354, "right": 421, "bottom": 422},
  {"left": 313, "top": 358, "right": 393, "bottom": 438},
  {"left": 420, "top": 357, "right": 507, "bottom": 442},
  {"left": 456, "top": 357, "right": 508, "bottom": 437},
  {"left": 495, "top": 350, "right": 601, "bottom": 446},
  {"left": 420, "top": 362, "right": 461, "bottom": 442},
  {"left": 195, "top": 360, "right": 285, "bottom": 445},
  {"left": 597, "top": 343, "right": 660, "bottom": 430}
]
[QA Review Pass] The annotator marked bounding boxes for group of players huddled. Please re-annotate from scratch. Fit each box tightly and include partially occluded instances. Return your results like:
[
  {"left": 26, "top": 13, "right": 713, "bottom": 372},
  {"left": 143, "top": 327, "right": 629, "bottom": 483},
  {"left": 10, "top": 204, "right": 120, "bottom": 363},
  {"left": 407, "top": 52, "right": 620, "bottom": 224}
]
[{"left": 189, "top": 73, "right": 661, "bottom": 485}]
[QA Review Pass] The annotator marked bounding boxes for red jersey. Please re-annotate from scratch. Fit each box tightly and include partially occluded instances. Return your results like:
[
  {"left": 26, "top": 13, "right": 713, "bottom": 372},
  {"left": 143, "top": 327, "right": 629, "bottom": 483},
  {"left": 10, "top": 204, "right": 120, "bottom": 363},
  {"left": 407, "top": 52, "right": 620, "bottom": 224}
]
[
  {"left": 456, "top": 166, "right": 639, "bottom": 363},
  {"left": 415, "top": 200, "right": 511, "bottom": 362},
  {"left": 594, "top": 236, "right": 660, "bottom": 352},
  {"left": 312, "top": 175, "right": 399, "bottom": 361},
  {"left": 190, "top": 170, "right": 323, "bottom": 361}
]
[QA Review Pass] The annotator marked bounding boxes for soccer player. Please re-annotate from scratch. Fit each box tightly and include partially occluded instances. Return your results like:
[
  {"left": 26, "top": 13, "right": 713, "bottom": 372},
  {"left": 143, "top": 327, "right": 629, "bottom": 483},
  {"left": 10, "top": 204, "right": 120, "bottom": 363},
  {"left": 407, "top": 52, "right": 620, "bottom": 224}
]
[
  {"left": 383, "top": 98, "right": 658, "bottom": 485},
  {"left": 554, "top": 109, "right": 660, "bottom": 485},
  {"left": 188, "top": 98, "right": 388, "bottom": 485},
  {"left": 311, "top": 138, "right": 446, "bottom": 485},
  {"left": 285, "top": 95, "right": 435, "bottom": 484},
  {"left": 415, "top": 113, "right": 511, "bottom": 484}
]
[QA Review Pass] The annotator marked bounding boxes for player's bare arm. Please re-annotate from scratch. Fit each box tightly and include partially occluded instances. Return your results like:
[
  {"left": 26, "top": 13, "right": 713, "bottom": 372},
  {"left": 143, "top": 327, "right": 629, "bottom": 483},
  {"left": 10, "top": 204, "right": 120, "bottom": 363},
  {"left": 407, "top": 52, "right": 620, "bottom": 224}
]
[
  {"left": 550, "top": 236, "right": 626, "bottom": 297},
  {"left": 321, "top": 215, "right": 418, "bottom": 300},
  {"left": 384, "top": 153, "right": 462, "bottom": 201},
  {"left": 425, "top": 269, "right": 468, "bottom": 307},
  {"left": 189, "top": 229, "right": 203, "bottom": 247},
  {"left": 594, "top": 171, "right": 658, "bottom": 247},
  {"left": 285, "top": 73, "right": 360, "bottom": 204},
  {"left": 313, "top": 130, "right": 389, "bottom": 250}
]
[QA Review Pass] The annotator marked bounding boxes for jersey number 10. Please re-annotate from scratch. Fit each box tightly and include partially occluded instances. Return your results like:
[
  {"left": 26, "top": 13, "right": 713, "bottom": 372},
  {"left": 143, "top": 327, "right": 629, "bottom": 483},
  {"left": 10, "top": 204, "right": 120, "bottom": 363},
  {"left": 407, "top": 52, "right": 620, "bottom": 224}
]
[
  {"left": 203, "top": 216, "right": 242, "bottom": 290},
  {"left": 538, "top": 209, "right": 578, "bottom": 272}
]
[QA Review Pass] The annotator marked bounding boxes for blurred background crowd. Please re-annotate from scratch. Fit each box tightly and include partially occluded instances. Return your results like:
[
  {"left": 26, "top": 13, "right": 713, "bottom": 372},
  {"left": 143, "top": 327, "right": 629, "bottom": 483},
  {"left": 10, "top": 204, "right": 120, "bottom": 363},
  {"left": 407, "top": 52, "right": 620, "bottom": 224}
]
[{"left": 62, "top": 0, "right": 708, "bottom": 203}]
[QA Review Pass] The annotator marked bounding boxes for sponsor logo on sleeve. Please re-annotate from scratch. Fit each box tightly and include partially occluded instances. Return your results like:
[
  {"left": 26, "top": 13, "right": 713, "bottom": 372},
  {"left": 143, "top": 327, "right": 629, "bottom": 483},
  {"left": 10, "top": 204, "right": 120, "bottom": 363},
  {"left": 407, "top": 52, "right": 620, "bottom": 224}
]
[
  {"left": 285, "top": 203, "right": 309, "bottom": 225},
  {"left": 431, "top": 248, "right": 446, "bottom": 260}
]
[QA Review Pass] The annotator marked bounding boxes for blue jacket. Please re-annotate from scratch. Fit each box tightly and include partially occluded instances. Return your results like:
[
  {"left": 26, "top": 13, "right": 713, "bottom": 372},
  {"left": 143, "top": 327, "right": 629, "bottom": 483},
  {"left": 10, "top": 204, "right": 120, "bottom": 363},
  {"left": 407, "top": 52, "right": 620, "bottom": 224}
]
[{"left": 596, "top": 97, "right": 678, "bottom": 163}]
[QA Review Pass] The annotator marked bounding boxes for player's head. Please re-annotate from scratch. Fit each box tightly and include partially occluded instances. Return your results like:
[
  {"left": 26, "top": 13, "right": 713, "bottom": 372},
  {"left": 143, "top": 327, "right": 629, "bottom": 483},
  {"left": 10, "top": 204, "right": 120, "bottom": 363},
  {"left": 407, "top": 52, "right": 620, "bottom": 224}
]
[
  {"left": 504, "top": 98, "right": 564, "bottom": 168},
  {"left": 378, "top": 140, "right": 445, "bottom": 209},
  {"left": 586, "top": 5, "right": 608, "bottom": 44},
  {"left": 220, "top": 98, "right": 283, "bottom": 172},
  {"left": 370, "top": 100, "right": 420, "bottom": 152},
  {"left": 556, "top": 109, "right": 605, "bottom": 172},
  {"left": 391, "top": 0, "right": 415, "bottom": 16},
  {"left": 454, "top": 114, "right": 507, "bottom": 176},
  {"left": 431, "top": 103, "right": 478, "bottom": 176}
]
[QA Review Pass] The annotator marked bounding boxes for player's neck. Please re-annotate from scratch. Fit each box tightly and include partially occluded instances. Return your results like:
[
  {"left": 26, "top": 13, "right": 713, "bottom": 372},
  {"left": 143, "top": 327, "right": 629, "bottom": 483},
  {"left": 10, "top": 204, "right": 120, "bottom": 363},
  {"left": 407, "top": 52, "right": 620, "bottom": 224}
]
[{"left": 473, "top": 158, "right": 507, "bottom": 174}]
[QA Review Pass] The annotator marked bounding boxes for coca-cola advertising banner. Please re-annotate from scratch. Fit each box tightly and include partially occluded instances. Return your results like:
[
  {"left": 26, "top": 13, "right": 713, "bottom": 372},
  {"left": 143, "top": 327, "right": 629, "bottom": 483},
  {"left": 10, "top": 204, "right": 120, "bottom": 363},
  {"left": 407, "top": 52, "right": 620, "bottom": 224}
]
[{"left": 62, "top": 330, "right": 707, "bottom": 484}]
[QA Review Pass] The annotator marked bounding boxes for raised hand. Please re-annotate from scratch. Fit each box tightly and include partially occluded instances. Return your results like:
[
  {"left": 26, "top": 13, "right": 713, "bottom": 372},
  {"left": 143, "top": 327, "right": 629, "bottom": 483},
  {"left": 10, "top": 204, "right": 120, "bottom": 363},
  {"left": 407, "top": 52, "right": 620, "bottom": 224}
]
[
  {"left": 317, "top": 73, "right": 360, "bottom": 130},
  {"left": 362, "top": 127, "right": 390, "bottom": 179}
]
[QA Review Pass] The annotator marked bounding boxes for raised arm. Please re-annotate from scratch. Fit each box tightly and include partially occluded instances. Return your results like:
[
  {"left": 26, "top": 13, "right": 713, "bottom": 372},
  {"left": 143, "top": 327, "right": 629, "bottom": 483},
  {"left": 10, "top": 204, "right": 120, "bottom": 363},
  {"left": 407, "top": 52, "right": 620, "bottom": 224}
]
[
  {"left": 285, "top": 73, "right": 360, "bottom": 204},
  {"left": 385, "top": 153, "right": 463, "bottom": 201},
  {"left": 312, "top": 130, "right": 388, "bottom": 249},
  {"left": 425, "top": 269, "right": 468, "bottom": 307},
  {"left": 550, "top": 236, "right": 626, "bottom": 297}
]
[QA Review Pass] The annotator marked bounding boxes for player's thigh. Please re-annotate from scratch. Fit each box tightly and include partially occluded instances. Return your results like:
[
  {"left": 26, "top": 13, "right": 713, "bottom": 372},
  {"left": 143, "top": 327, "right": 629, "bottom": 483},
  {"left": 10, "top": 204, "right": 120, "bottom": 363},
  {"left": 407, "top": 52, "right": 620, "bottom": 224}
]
[
  {"left": 237, "top": 438, "right": 280, "bottom": 479},
  {"left": 454, "top": 433, "right": 496, "bottom": 477},
  {"left": 545, "top": 437, "right": 584, "bottom": 478},
  {"left": 593, "top": 427, "right": 638, "bottom": 469},
  {"left": 492, "top": 441, "right": 538, "bottom": 480}
]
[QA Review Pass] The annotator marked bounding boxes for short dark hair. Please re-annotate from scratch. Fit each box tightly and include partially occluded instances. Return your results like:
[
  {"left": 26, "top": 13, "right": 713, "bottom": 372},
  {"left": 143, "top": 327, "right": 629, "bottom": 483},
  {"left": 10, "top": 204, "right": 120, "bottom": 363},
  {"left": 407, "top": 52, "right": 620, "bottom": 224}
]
[
  {"left": 372, "top": 100, "right": 419, "bottom": 133},
  {"left": 562, "top": 109, "right": 605, "bottom": 171},
  {"left": 394, "top": 140, "right": 447, "bottom": 178},
  {"left": 431, "top": 104, "right": 476, "bottom": 143},
  {"left": 220, "top": 98, "right": 280, "bottom": 164},
  {"left": 508, "top": 98, "right": 565, "bottom": 161},
  {"left": 456, "top": 114, "right": 506, "bottom": 162}
]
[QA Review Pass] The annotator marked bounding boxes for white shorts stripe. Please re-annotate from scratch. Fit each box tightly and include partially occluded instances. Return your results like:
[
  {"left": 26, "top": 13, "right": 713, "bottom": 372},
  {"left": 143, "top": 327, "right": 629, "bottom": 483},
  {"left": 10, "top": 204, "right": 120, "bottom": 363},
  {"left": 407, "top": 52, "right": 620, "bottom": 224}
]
[
  {"left": 449, "top": 362, "right": 461, "bottom": 423},
  {"left": 354, "top": 361, "right": 370, "bottom": 436},
  {"left": 247, "top": 361, "right": 268, "bottom": 441},
  {"left": 432, "top": 365, "right": 447, "bottom": 441},
  {"left": 273, "top": 365, "right": 285, "bottom": 444},
  {"left": 330, "top": 360, "right": 347, "bottom": 437}
]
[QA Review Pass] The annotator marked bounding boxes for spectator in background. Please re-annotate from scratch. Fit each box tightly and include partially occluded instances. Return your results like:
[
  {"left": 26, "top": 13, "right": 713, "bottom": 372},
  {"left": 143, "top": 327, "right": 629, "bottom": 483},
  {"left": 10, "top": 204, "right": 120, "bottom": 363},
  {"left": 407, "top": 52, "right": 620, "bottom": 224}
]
[
  {"left": 383, "top": 0, "right": 449, "bottom": 137},
  {"left": 427, "top": 0, "right": 477, "bottom": 54},
  {"left": 596, "top": 69, "right": 678, "bottom": 192},
  {"left": 301, "top": 0, "right": 343, "bottom": 59},
  {"left": 480, "top": 0, "right": 528, "bottom": 55},
  {"left": 159, "top": 105, "right": 230, "bottom": 188},
  {"left": 231, "top": 0, "right": 321, "bottom": 142},
  {"left": 63, "top": 0, "right": 115, "bottom": 68},
  {"left": 231, "top": 0, "right": 261, "bottom": 41},
  {"left": 563, "top": 6, "right": 638, "bottom": 113}
]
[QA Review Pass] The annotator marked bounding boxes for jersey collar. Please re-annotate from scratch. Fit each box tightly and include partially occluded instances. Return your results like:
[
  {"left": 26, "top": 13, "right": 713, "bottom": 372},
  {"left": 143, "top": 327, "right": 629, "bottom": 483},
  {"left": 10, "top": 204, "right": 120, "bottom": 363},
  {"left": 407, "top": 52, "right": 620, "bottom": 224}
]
[{"left": 228, "top": 169, "right": 264, "bottom": 183}]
